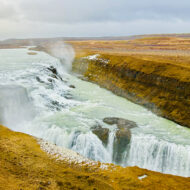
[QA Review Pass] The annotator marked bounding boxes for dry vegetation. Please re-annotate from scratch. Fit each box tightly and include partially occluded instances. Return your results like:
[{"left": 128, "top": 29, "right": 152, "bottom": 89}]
[
  {"left": 68, "top": 37, "right": 190, "bottom": 73},
  {"left": 70, "top": 36, "right": 190, "bottom": 128},
  {"left": 68, "top": 36, "right": 190, "bottom": 54},
  {"left": 1, "top": 36, "right": 190, "bottom": 189},
  {"left": 1, "top": 125, "right": 190, "bottom": 190}
]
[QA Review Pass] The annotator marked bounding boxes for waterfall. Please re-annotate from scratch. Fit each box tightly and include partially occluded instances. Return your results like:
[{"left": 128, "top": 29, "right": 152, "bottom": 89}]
[
  {"left": 107, "top": 131, "right": 116, "bottom": 162},
  {"left": 0, "top": 85, "right": 35, "bottom": 128},
  {"left": 1, "top": 47, "right": 190, "bottom": 178},
  {"left": 125, "top": 133, "right": 190, "bottom": 177},
  {"left": 71, "top": 132, "right": 111, "bottom": 162}
]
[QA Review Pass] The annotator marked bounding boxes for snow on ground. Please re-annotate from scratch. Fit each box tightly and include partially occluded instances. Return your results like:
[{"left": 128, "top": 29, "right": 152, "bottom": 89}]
[
  {"left": 138, "top": 175, "right": 147, "bottom": 180},
  {"left": 85, "top": 54, "right": 100, "bottom": 60},
  {"left": 38, "top": 138, "right": 109, "bottom": 170},
  {"left": 84, "top": 54, "right": 109, "bottom": 64}
]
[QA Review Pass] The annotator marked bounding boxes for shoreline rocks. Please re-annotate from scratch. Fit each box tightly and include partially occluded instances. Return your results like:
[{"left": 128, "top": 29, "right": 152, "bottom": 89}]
[
  {"left": 103, "top": 117, "right": 138, "bottom": 129},
  {"left": 104, "top": 117, "right": 137, "bottom": 163},
  {"left": 92, "top": 117, "right": 138, "bottom": 163},
  {"left": 91, "top": 124, "right": 109, "bottom": 145}
]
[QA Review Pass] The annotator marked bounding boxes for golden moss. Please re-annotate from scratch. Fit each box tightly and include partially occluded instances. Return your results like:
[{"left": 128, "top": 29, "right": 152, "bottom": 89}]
[
  {"left": 1, "top": 125, "right": 190, "bottom": 190},
  {"left": 73, "top": 52, "right": 190, "bottom": 128}
]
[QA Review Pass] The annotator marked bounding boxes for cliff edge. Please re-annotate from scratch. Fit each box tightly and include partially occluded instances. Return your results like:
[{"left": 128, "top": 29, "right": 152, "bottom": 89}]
[{"left": 0, "top": 125, "right": 190, "bottom": 190}]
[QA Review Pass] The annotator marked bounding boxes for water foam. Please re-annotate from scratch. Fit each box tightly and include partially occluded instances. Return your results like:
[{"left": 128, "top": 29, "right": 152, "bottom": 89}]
[{"left": 0, "top": 47, "right": 190, "bottom": 177}]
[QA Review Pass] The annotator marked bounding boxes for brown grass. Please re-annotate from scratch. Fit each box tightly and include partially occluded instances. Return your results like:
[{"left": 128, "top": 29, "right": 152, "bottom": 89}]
[{"left": 1, "top": 125, "right": 190, "bottom": 190}]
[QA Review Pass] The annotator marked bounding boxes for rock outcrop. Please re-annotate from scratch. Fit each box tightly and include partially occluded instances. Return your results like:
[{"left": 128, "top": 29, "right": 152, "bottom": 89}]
[
  {"left": 73, "top": 54, "right": 190, "bottom": 128},
  {"left": 103, "top": 117, "right": 138, "bottom": 129},
  {"left": 104, "top": 117, "right": 137, "bottom": 163},
  {"left": 91, "top": 124, "right": 109, "bottom": 145},
  {"left": 92, "top": 118, "right": 137, "bottom": 163}
]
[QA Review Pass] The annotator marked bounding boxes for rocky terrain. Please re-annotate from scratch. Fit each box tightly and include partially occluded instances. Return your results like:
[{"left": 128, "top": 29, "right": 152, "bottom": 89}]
[{"left": 71, "top": 37, "right": 190, "bottom": 128}]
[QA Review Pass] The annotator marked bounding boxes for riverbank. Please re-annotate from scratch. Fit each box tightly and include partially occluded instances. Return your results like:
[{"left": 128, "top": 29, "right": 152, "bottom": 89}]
[
  {"left": 28, "top": 36, "right": 190, "bottom": 127},
  {"left": 70, "top": 37, "right": 190, "bottom": 128},
  {"left": 1, "top": 37, "right": 190, "bottom": 188},
  {"left": 1, "top": 125, "right": 190, "bottom": 190}
]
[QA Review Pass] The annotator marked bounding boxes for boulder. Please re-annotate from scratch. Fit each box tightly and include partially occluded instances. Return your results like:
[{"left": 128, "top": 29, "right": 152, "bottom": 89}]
[
  {"left": 103, "top": 117, "right": 119, "bottom": 125},
  {"left": 51, "top": 74, "right": 58, "bottom": 79},
  {"left": 103, "top": 117, "right": 137, "bottom": 163},
  {"left": 47, "top": 66, "right": 63, "bottom": 81},
  {"left": 48, "top": 66, "right": 58, "bottom": 75},
  {"left": 103, "top": 117, "right": 137, "bottom": 129},
  {"left": 91, "top": 124, "right": 109, "bottom": 145},
  {"left": 113, "top": 126, "right": 131, "bottom": 163},
  {"left": 36, "top": 76, "right": 44, "bottom": 83},
  {"left": 69, "top": 85, "right": 76, "bottom": 89},
  {"left": 48, "top": 78, "right": 53, "bottom": 83}
]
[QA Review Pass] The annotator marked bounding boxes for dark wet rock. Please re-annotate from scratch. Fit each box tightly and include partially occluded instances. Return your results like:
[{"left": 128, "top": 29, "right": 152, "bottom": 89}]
[
  {"left": 51, "top": 100, "right": 60, "bottom": 106},
  {"left": 47, "top": 100, "right": 63, "bottom": 111},
  {"left": 91, "top": 124, "right": 109, "bottom": 145},
  {"left": 51, "top": 74, "right": 58, "bottom": 79},
  {"left": 103, "top": 117, "right": 137, "bottom": 163},
  {"left": 48, "top": 66, "right": 58, "bottom": 75},
  {"left": 64, "top": 93, "right": 72, "bottom": 99},
  {"left": 36, "top": 76, "right": 44, "bottom": 83},
  {"left": 113, "top": 127, "right": 131, "bottom": 163},
  {"left": 48, "top": 78, "right": 53, "bottom": 83},
  {"left": 103, "top": 117, "right": 119, "bottom": 125},
  {"left": 47, "top": 66, "right": 63, "bottom": 81},
  {"left": 103, "top": 117, "right": 137, "bottom": 129},
  {"left": 69, "top": 85, "right": 76, "bottom": 88}
]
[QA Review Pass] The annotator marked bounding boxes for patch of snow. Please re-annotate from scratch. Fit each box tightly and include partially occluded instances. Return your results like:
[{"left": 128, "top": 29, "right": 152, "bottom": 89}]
[
  {"left": 84, "top": 54, "right": 109, "bottom": 64},
  {"left": 138, "top": 174, "right": 147, "bottom": 180},
  {"left": 85, "top": 54, "right": 100, "bottom": 60},
  {"left": 38, "top": 138, "right": 109, "bottom": 170}
]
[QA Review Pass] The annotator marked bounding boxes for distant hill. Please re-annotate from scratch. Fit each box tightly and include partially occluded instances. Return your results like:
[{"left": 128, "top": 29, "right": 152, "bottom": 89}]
[{"left": 0, "top": 33, "right": 190, "bottom": 50}]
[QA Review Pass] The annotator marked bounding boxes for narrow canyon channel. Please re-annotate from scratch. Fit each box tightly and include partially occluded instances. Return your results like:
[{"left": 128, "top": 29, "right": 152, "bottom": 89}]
[{"left": 0, "top": 47, "right": 190, "bottom": 177}]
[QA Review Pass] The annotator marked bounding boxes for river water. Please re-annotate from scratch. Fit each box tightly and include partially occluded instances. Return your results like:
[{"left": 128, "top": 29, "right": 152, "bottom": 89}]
[{"left": 0, "top": 47, "right": 190, "bottom": 177}]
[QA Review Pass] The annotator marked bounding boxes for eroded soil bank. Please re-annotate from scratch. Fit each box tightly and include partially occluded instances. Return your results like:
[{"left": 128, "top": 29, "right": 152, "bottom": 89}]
[
  {"left": 1, "top": 125, "right": 190, "bottom": 190},
  {"left": 30, "top": 37, "right": 190, "bottom": 127},
  {"left": 72, "top": 50, "right": 190, "bottom": 128}
]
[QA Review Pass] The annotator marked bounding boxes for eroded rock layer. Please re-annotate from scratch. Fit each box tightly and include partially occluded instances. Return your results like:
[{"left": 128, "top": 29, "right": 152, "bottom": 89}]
[{"left": 73, "top": 54, "right": 190, "bottom": 128}]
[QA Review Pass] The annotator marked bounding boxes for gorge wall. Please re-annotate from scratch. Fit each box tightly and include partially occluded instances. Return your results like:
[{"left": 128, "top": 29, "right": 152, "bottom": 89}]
[{"left": 72, "top": 53, "right": 190, "bottom": 128}]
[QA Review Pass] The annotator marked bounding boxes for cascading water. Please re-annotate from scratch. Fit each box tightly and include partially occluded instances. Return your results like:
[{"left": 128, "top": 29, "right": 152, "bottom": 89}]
[
  {"left": 0, "top": 85, "right": 35, "bottom": 127},
  {"left": 125, "top": 133, "right": 190, "bottom": 177},
  {"left": 0, "top": 46, "right": 190, "bottom": 177}
]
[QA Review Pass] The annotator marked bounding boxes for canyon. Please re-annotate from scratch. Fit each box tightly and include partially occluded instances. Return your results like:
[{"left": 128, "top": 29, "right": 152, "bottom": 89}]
[{"left": 1, "top": 35, "right": 190, "bottom": 189}]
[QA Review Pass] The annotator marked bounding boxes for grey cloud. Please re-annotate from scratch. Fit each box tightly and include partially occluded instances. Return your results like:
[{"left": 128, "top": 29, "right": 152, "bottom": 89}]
[
  {"left": 0, "top": 0, "right": 190, "bottom": 39},
  {"left": 18, "top": 0, "right": 190, "bottom": 23},
  {"left": 0, "top": 1, "right": 18, "bottom": 20}
]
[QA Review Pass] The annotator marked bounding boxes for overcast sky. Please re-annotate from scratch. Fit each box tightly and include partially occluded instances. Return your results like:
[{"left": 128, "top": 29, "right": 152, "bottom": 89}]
[{"left": 0, "top": 0, "right": 190, "bottom": 40}]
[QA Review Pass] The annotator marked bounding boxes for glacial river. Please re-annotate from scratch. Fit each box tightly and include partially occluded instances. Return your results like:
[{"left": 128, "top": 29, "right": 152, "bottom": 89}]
[{"left": 0, "top": 47, "right": 190, "bottom": 177}]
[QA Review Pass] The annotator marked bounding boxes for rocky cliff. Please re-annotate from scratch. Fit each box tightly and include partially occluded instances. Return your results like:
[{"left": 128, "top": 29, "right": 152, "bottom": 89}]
[{"left": 73, "top": 53, "right": 190, "bottom": 128}]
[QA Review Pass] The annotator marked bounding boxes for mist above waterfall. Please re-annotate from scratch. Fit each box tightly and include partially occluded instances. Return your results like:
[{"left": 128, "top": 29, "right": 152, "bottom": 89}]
[{"left": 46, "top": 41, "right": 75, "bottom": 72}]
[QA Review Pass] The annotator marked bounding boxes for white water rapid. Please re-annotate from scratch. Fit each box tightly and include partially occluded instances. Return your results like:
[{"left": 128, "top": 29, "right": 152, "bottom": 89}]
[{"left": 0, "top": 46, "right": 190, "bottom": 177}]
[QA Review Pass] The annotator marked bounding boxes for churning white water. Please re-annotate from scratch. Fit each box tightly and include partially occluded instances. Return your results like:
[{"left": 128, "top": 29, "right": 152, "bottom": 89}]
[{"left": 0, "top": 46, "right": 190, "bottom": 177}]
